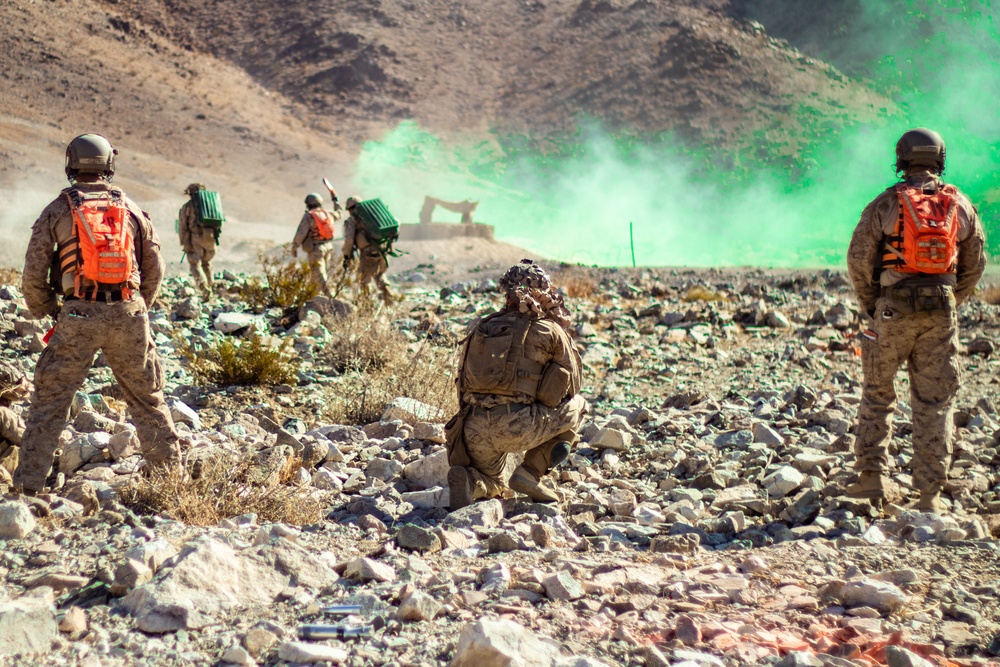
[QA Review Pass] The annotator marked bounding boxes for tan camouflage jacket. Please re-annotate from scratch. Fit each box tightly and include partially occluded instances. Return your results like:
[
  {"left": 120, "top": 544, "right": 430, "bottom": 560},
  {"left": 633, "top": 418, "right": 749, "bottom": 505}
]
[
  {"left": 341, "top": 213, "right": 375, "bottom": 258},
  {"left": 178, "top": 200, "right": 217, "bottom": 253},
  {"left": 293, "top": 202, "right": 344, "bottom": 254},
  {"left": 458, "top": 310, "right": 583, "bottom": 409},
  {"left": 21, "top": 181, "right": 166, "bottom": 319},
  {"left": 847, "top": 169, "right": 986, "bottom": 317}
]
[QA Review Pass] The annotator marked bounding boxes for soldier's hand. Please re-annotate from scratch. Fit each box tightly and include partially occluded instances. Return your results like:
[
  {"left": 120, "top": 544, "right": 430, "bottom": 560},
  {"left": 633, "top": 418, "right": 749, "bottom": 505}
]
[
  {"left": 342, "top": 256, "right": 351, "bottom": 270},
  {"left": 291, "top": 247, "right": 298, "bottom": 259}
]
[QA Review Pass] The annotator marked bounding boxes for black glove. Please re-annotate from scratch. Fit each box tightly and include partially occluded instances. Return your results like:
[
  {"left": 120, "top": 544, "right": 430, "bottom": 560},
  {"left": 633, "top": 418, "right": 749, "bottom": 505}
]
[{"left": 342, "top": 256, "right": 350, "bottom": 270}]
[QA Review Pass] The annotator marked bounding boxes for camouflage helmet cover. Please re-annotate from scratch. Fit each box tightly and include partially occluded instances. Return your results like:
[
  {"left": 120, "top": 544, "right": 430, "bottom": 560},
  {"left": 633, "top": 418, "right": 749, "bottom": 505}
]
[
  {"left": 344, "top": 196, "right": 361, "bottom": 209},
  {"left": 65, "top": 133, "right": 118, "bottom": 179},
  {"left": 305, "top": 193, "right": 323, "bottom": 208},
  {"left": 186, "top": 183, "right": 205, "bottom": 196},
  {"left": 499, "top": 258, "right": 553, "bottom": 293},
  {"left": 499, "top": 259, "right": 571, "bottom": 328},
  {"left": 895, "top": 127, "right": 946, "bottom": 174}
]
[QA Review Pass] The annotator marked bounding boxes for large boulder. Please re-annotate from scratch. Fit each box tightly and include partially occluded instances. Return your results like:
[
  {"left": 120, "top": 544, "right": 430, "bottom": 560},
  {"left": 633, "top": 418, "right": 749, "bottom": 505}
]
[
  {"left": 381, "top": 397, "right": 444, "bottom": 426},
  {"left": 402, "top": 450, "right": 450, "bottom": 489},
  {"left": 450, "top": 619, "right": 561, "bottom": 667},
  {"left": 0, "top": 500, "right": 36, "bottom": 540},
  {"left": 120, "top": 537, "right": 338, "bottom": 633},
  {"left": 0, "top": 597, "right": 59, "bottom": 657}
]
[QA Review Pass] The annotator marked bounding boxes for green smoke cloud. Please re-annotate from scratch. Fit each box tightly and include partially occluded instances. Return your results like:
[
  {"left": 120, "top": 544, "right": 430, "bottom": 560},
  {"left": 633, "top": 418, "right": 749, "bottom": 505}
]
[{"left": 354, "top": 1, "right": 999, "bottom": 267}]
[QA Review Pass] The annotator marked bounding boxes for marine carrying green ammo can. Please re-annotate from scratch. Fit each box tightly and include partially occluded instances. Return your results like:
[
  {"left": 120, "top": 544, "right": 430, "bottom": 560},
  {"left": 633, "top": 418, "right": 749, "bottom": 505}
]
[{"left": 353, "top": 198, "right": 399, "bottom": 242}]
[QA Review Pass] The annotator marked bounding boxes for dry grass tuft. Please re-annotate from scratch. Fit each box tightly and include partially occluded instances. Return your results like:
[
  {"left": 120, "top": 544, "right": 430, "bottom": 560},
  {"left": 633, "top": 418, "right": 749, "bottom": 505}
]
[
  {"left": 177, "top": 327, "right": 300, "bottom": 387},
  {"left": 323, "top": 334, "right": 457, "bottom": 425},
  {"left": 977, "top": 284, "right": 1000, "bottom": 305},
  {"left": 0, "top": 267, "right": 20, "bottom": 286},
  {"left": 555, "top": 267, "right": 599, "bottom": 299},
  {"left": 321, "top": 308, "right": 407, "bottom": 374},
  {"left": 121, "top": 453, "right": 323, "bottom": 526},
  {"left": 244, "top": 254, "right": 320, "bottom": 312},
  {"left": 683, "top": 285, "right": 726, "bottom": 302}
]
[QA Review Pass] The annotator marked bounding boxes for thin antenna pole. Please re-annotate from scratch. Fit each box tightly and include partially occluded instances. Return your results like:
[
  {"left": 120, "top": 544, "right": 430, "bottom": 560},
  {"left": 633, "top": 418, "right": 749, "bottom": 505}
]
[{"left": 629, "top": 221, "right": 636, "bottom": 268}]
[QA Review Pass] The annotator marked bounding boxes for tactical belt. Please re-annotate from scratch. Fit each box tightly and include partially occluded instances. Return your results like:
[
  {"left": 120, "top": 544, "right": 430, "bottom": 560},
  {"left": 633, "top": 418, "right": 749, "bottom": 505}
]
[
  {"left": 471, "top": 402, "right": 529, "bottom": 417},
  {"left": 880, "top": 282, "right": 952, "bottom": 314},
  {"left": 65, "top": 284, "right": 129, "bottom": 303}
]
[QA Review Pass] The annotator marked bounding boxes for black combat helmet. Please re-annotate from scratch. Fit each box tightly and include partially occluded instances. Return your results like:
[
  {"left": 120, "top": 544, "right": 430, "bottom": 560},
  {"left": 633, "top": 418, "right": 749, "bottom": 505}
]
[
  {"left": 65, "top": 133, "right": 118, "bottom": 181},
  {"left": 305, "top": 193, "right": 323, "bottom": 208},
  {"left": 895, "top": 128, "right": 946, "bottom": 175}
]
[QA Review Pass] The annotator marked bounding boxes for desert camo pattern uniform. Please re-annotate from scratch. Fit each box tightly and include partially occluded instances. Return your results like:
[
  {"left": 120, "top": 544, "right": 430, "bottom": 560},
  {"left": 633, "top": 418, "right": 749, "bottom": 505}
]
[
  {"left": 178, "top": 195, "right": 217, "bottom": 293},
  {"left": 448, "top": 259, "right": 586, "bottom": 506},
  {"left": 847, "top": 167, "right": 985, "bottom": 501},
  {"left": 293, "top": 202, "right": 343, "bottom": 294},
  {"left": 342, "top": 209, "right": 392, "bottom": 303},
  {"left": 16, "top": 179, "right": 181, "bottom": 493}
]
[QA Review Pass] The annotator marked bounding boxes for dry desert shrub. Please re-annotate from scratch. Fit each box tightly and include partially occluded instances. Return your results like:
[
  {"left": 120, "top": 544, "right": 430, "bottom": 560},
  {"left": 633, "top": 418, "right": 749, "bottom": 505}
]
[
  {"left": 120, "top": 453, "right": 323, "bottom": 526},
  {"left": 321, "top": 307, "right": 406, "bottom": 374},
  {"left": 177, "top": 327, "right": 300, "bottom": 387},
  {"left": 554, "top": 266, "right": 599, "bottom": 299},
  {"left": 324, "top": 339, "right": 457, "bottom": 425},
  {"left": 683, "top": 285, "right": 726, "bottom": 302},
  {"left": 244, "top": 254, "right": 320, "bottom": 312},
  {"left": 977, "top": 283, "right": 1000, "bottom": 305},
  {"left": 0, "top": 267, "right": 20, "bottom": 286}
]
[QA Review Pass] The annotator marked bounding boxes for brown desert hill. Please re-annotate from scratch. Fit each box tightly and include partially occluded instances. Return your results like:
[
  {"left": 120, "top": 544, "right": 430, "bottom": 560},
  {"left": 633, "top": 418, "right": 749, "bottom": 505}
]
[
  {"left": 97, "top": 0, "right": 894, "bottom": 151},
  {"left": 0, "top": 0, "right": 356, "bottom": 268},
  {"left": 0, "top": 0, "right": 896, "bottom": 272}
]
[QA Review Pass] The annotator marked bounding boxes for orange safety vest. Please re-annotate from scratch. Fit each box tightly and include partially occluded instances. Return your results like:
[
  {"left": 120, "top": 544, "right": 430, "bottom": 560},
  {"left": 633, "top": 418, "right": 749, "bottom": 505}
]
[
  {"left": 309, "top": 209, "right": 334, "bottom": 241},
  {"left": 881, "top": 184, "right": 959, "bottom": 275},
  {"left": 64, "top": 189, "right": 134, "bottom": 298}
]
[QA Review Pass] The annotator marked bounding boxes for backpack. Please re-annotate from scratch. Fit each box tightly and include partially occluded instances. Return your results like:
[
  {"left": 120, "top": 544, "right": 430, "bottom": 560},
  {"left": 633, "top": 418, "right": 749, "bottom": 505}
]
[
  {"left": 353, "top": 198, "right": 399, "bottom": 249},
  {"left": 309, "top": 209, "right": 335, "bottom": 241},
  {"left": 882, "top": 184, "right": 960, "bottom": 274},
  {"left": 193, "top": 190, "right": 225, "bottom": 243},
  {"left": 458, "top": 314, "right": 545, "bottom": 399},
  {"left": 65, "top": 188, "right": 134, "bottom": 295}
]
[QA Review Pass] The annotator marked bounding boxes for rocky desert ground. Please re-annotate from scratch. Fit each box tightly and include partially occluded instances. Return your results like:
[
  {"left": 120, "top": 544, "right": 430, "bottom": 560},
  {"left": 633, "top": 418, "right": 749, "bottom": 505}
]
[
  {"left": 1, "top": 262, "right": 1000, "bottom": 667},
  {"left": 2, "top": 0, "right": 1000, "bottom": 666}
]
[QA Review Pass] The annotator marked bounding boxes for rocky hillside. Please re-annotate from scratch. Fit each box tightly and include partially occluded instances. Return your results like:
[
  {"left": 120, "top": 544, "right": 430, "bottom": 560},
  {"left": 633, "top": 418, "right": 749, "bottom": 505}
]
[{"left": 97, "top": 0, "right": 892, "bottom": 147}]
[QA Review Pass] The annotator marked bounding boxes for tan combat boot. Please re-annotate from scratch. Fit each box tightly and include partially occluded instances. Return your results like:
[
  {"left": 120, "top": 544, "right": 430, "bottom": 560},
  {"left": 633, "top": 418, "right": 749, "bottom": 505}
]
[
  {"left": 508, "top": 465, "right": 560, "bottom": 503},
  {"left": 845, "top": 471, "right": 895, "bottom": 502},
  {"left": 914, "top": 490, "right": 946, "bottom": 514},
  {"left": 448, "top": 466, "right": 488, "bottom": 511}
]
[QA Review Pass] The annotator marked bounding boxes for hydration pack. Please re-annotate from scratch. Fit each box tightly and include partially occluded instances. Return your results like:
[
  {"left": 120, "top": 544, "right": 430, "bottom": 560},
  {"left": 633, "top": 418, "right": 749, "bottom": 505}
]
[
  {"left": 64, "top": 188, "right": 134, "bottom": 296},
  {"left": 309, "top": 209, "right": 335, "bottom": 242},
  {"left": 882, "top": 184, "right": 960, "bottom": 274}
]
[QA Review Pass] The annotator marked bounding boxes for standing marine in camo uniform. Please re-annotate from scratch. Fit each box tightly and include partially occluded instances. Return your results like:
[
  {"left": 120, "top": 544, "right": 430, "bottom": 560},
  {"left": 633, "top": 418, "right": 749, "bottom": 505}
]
[
  {"left": 445, "top": 259, "right": 586, "bottom": 510},
  {"left": 846, "top": 128, "right": 985, "bottom": 512},
  {"left": 178, "top": 183, "right": 217, "bottom": 298},
  {"left": 341, "top": 197, "right": 393, "bottom": 305},
  {"left": 292, "top": 192, "right": 343, "bottom": 296},
  {"left": 14, "top": 133, "right": 181, "bottom": 494}
]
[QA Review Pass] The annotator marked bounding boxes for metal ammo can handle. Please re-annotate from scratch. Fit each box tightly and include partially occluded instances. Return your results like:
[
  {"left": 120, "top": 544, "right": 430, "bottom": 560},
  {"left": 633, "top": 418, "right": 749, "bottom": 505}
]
[{"left": 298, "top": 624, "right": 370, "bottom": 640}]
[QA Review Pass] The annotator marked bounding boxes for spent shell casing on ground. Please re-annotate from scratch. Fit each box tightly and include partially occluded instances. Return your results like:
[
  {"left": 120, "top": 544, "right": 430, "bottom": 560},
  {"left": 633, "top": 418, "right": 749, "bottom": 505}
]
[
  {"left": 319, "top": 605, "right": 363, "bottom": 616},
  {"left": 298, "top": 624, "right": 371, "bottom": 640}
]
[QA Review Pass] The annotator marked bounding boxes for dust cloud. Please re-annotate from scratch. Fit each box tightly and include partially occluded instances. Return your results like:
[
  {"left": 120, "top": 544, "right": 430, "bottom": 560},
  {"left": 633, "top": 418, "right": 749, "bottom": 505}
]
[{"left": 354, "top": 1, "right": 1000, "bottom": 267}]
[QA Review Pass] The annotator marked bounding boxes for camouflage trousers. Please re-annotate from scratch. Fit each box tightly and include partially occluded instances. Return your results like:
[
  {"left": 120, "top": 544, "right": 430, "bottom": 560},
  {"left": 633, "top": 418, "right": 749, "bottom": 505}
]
[
  {"left": 357, "top": 247, "right": 391, "bottom": 302},
  {"left": 855, "top": 294, "right": 958, "bottom": 493},
  {"left": 14, "top": 298, "right": 180, "bottom": 492},
  {"left": 187, "top": 241, "right": 216, "bottom": 291},
  {"left": 306, "top": 247, "right": 330, "bottom": 295},
  {"left": 463, "top": 395, "right": 586, "bottom": 497}
]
